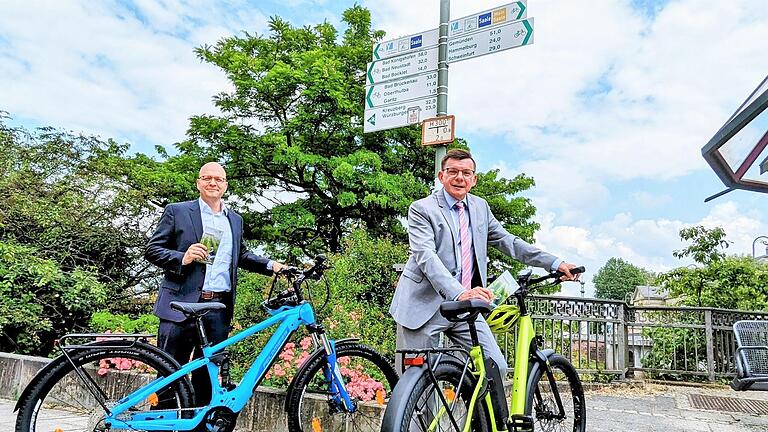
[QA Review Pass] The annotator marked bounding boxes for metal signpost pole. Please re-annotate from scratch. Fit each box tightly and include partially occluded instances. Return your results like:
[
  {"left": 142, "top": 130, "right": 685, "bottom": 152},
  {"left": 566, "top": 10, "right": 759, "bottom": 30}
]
[{"left": 434, "top": 0, "right": 450, "bottom": 180}]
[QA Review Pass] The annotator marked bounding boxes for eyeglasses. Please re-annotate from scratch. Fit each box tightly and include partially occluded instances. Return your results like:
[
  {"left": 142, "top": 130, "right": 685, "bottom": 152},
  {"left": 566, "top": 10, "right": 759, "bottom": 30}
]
[
  {"left": 198, "top": 176, "right": 227, "bottom": 184},
  {"left": 442, "top": 168, "right": 475, "bottom": 178}
]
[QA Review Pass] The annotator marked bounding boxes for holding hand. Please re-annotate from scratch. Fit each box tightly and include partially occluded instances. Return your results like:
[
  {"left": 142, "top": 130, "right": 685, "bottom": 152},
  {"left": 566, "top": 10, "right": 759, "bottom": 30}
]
[
  {"left": 457, "top": 287, "right": 494, "bottom": 303},
  {"left": 182, "top": 243, "right": 209, "bottom": 265},
  {"left": 557, "top": 262, "right": 581, "bottom": 281},
  {"left": 271, "top": 262, "right": 287, "bottom": 273}
]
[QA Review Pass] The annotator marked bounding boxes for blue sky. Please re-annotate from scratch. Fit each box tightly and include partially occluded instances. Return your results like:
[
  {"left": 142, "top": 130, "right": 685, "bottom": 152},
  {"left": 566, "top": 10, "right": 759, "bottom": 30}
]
[{"left": 2, "top": 0, "right": 767, "bottom": 296}]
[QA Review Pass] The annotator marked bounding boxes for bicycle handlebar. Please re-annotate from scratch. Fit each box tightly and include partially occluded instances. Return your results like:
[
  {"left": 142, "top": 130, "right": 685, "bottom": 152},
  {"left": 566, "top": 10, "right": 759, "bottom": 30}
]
[
  {"left": 523, "top": 266, "right": 585, "bottom": 290},
  {"left": 265, "top": 255, "right": 329, "bottom": 310}
]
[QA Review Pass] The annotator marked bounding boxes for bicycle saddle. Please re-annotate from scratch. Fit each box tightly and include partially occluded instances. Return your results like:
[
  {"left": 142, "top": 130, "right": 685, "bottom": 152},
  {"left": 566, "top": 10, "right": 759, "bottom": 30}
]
[
  {"left": 170, "top": 301, "right": 226, "bottom": 316},
  {"left": 440, "top": 299, "right": 493, "bottom": 322}
]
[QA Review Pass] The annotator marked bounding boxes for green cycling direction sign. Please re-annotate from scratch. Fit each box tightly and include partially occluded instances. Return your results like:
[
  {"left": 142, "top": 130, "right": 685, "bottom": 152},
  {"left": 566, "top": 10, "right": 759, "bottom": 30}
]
[
  {"left": 365, "top": 72, "right": 438, "bottom": 109},
  {"left": 364, "top": 96, "right": 437, "bottom": 133},
  {"left": 447, "top": 18, "right": 534, "bottom": 63},
  {"left": 371, "top": 1, "right": 527, "bottom": 61},
  {"left": 367, "top": 46, "right": 438, "bottom": 85}
]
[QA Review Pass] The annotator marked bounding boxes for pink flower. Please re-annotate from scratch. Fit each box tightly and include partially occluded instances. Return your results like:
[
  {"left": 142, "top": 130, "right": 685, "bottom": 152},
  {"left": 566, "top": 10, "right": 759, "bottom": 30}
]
[
  {"left": 296, "top": 351, "right": 310, "bottom": 367},
  {"left": 300, "top": 337, "right": 312, "bottom": 350},
  {"left": 338, "top": 356, "right": 350, "bottom": 366},
  {"left": 273, "top": 364, "right": 285, "bottom": 377},
  {"left": 97, "top": 368, "right": 109, "bottom": 376},
  {"left": 349, "top": 311, "right": 361, "bottom": 322},
  {"left": 279, "top": 350, "right": 295, "bottom": 362}
]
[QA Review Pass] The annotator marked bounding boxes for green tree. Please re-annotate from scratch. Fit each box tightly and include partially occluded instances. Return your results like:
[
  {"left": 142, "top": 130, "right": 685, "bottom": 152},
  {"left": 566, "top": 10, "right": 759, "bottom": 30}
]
[
  {"left": 0, "top": 241, "right": 107, "bottom": 354},
  {"left": 111, "top": 7, "right": 540, "bottom": 263},
  {"left": 673, "top": 225, "right": 730, "bottom": 266},
  {"left": 593, "top": 257, "right": 652, "bottom": 301},
  {"left": 0, "top": 119, "right": 164, "bottom": 354}
]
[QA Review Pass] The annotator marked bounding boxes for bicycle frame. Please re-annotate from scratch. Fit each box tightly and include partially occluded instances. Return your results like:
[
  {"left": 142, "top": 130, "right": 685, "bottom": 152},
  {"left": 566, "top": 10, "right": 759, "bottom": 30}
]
[
  {"left": 99, "top": 301, "right": 353, "bottom": 431},
  {"left": 420, "top": 313, "right": 553, "bottom": 432}
]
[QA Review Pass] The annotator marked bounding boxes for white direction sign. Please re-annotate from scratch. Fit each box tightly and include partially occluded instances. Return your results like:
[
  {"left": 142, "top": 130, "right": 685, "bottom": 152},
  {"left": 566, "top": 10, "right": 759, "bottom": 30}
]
[
  {"left": 367, "top": 47, "right": 438, "bottom": 85},
  {"left": 447, "top": 18, "right": 534, "bottom": 63},
  {"left": 364, "top": 97, "right": 437, "bottom": 133},
  {"left": 372, "top": 1, "right": 527, "bottom": 61},
  {"left": 365, "top": 72, "right": 437, "bottom": 109}
]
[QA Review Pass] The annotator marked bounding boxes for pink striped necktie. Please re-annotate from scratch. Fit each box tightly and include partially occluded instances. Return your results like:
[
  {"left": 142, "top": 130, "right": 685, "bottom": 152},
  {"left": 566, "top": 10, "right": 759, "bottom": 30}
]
[{"left": 455, "top": 201, "right": 472, "bottom": 290}]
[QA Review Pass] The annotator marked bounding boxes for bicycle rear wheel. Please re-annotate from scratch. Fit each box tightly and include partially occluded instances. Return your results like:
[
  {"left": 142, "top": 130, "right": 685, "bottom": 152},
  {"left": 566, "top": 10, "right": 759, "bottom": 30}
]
[
  {"left": 15, "top": 340, "right": 194, "bottom": 432},
  {"left": 286, "top": 342, "right": 399, "bottom": 432},
  {"left": 385, "top": 361, "right": 490, "bottom": 432},
  {"left": 525, "top": 354, "right": 585, "bottom": 432}
]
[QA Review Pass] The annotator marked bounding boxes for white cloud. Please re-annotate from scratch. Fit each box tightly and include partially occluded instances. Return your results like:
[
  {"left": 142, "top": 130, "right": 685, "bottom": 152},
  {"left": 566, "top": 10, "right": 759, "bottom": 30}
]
[{"left": 0, "top": 1, "right": 271, "bottom": 149}]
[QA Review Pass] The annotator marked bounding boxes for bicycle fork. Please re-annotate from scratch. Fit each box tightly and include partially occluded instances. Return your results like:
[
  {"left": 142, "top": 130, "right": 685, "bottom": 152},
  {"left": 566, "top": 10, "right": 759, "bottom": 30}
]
[{"left": 311, "top": 327, "right": 357, "bottom": 413}]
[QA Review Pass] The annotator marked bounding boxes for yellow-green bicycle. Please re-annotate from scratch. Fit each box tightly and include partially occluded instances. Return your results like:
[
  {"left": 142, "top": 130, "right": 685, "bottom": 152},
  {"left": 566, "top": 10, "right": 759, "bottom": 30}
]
[{"left": 382, "top": 266, "right": 586, "bottom": 432}]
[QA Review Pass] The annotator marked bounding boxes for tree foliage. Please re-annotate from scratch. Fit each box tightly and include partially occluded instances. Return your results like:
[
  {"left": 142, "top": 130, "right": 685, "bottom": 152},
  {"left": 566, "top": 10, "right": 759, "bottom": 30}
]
[
  {"left": 673, "top": 226, "right": 730, "bottom": 266},
  {"left": 0, "top": 241, "right": 107, "bottom": 354},
  {"left": 593, "top": 257, "right": 652, "bottom": 301},
  {"left": 0, "top": 120, "right": 161, "bottom": 354},
  {"left": 107, "top": 7, "right": 540, "bottom": 263}
]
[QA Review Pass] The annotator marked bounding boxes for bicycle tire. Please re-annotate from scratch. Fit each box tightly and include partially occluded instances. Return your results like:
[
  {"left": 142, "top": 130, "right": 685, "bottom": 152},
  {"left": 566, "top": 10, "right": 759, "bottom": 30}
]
[
  {"left": 15, "top": 340, "right": 194, "bottom": 432},
  {"left": 525, "top": 354, "right": 586, "bottom": 432},
  {"left": 383, "top": 360, "right": 490, "bottom": 432},
  {"left": 286, "top": 342, "right": 399, "bottom": 432}
]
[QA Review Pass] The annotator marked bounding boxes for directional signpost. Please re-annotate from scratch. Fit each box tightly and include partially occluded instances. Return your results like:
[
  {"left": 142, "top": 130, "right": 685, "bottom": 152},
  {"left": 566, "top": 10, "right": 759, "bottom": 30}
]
[
  {"left": 365, "top": 97, "right": 437, "bottom": 133},
  {"left": 363, "top": 0, "right": 535, "bottom": 138},
  {"left": 367, "top": 47, "right": 438, "bottom": 85},
  {"left": 447, "top": 18, "right": 533, "bottom": 63},
  {"left": 365, "top": 72, "right": 438, "bottom": 108}
]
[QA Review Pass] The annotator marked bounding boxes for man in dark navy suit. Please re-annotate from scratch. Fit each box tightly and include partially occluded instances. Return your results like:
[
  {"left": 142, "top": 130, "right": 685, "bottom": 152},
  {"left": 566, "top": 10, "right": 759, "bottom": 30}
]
[{"left": 145, "top": 162, "right": 284, "bottom": 406}]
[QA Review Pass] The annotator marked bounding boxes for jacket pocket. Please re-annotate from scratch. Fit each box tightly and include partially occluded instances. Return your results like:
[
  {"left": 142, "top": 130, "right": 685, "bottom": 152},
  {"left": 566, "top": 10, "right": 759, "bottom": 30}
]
[
  {"left": 160, "top": 280, "right": 182, "bottom": 293},
  {"left": 402, "top": 266, "right": 424, "bottom": 283}
]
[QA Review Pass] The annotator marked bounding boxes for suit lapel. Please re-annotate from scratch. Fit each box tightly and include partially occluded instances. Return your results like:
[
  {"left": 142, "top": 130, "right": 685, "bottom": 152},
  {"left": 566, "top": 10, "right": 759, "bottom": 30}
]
[
  {"left": 189, "top": 200, "right": 203, "bottom": 240},
  {"left": 435, "top": 190, "right": 458, "bottom": 246},
  {"left": 467, "top": 194, "right": 482, "bottom": 240}
]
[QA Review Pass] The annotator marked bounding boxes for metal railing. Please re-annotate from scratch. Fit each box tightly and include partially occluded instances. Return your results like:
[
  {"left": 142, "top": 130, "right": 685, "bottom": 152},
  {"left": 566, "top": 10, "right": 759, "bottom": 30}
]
[{"left": 498, "top": 295, "right": 768, "bottom": 380}]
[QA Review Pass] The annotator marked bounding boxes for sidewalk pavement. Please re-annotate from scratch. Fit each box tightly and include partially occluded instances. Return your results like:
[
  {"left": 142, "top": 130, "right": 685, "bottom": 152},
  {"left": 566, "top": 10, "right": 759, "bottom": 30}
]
[{"left": 3, "top": 382, "right": 768, "bottom": 431}]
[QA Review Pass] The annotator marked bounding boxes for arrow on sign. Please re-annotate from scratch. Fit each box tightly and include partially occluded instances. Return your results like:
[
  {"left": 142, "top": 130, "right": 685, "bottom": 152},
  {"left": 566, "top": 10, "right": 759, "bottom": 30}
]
[
  {"left": 522, "top": 19, "right": 533, "bottom": 45},
  {"left": 513, "top": 1, "right": 526, "bottom": 20}
]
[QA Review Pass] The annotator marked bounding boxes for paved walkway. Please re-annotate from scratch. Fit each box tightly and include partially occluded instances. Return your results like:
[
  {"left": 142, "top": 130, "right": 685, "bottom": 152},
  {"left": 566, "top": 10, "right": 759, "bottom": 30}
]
[{"left": 3, "top": 383, "right": 768, "bottom": 431}]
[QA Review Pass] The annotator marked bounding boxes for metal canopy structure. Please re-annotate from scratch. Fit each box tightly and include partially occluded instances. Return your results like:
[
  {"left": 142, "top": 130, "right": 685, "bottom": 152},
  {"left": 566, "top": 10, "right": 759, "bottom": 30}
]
[{"left": 702, "top": 75, "right": 768, "bottom": 201}]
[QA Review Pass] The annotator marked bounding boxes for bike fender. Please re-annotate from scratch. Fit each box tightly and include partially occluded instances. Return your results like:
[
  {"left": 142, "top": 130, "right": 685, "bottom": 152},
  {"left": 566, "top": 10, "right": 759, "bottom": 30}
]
[
  {"left": 283, "top": 338, "right": 359, "bottom": 412},
  {"left": 15, "top": 338, "right": 187, "bottom": 412},
  {"left": 523, "top": 348, "right": 556, "bottom": 411},
  {"left": 380, "top": 365, "right": 427, "bottom": 432}
]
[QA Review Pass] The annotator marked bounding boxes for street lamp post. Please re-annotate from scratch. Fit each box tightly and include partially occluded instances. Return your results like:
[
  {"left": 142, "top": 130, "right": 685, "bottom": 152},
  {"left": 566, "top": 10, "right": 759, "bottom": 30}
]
[{"left": 752, "top": 235, "right": 768, "bottom": 259}]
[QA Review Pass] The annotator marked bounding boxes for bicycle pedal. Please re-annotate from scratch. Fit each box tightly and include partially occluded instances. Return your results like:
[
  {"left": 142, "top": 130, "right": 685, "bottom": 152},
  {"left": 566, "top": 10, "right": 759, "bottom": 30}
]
[{"left": 508, "top": 414, "right": 534, "bottom": 432}]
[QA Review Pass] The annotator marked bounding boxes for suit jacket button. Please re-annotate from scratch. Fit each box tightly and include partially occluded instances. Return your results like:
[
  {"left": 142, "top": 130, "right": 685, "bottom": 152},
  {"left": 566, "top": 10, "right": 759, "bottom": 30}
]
[{"left": 451, "top": 271, "right": 457, "bottom": 276}]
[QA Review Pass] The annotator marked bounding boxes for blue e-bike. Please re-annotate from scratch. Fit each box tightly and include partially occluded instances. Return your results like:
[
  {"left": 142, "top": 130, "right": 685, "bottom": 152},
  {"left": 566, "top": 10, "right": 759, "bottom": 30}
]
[{"left": 14, "top": 255, "right": 398, "bottom": 432}]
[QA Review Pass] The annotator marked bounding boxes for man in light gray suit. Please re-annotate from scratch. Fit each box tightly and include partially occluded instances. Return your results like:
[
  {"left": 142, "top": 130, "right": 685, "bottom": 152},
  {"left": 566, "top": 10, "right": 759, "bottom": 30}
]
[{"left": 390, "top": 149, "right": 577, "bottom": 428}]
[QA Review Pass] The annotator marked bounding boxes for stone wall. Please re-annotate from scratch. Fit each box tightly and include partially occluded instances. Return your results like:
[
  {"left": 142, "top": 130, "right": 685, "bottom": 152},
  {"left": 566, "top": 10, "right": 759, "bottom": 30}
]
[{"left": 1, "top": 351, "right": 383, "bottom": 431}]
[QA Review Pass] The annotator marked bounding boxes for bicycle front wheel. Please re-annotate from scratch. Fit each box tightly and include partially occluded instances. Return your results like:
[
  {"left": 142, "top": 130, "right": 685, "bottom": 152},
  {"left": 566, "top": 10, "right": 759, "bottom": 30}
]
[
  {"left": 15, "top": 340, "right": 194, "bottom": 432},
  {"left": 286, "top": 342, "right": 399, "bottom": 432},
  {"left": 525, "top": 354, "right": 586, "bottom": 432}
]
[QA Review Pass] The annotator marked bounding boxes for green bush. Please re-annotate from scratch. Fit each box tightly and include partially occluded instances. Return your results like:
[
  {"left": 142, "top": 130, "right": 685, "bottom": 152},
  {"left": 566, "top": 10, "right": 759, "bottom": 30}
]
[
  {"left": 90, "top": 311, "right": 159, "bottom": 334},
  {"left": 0, "top": 240, "right": 107, "bottom": 354}
]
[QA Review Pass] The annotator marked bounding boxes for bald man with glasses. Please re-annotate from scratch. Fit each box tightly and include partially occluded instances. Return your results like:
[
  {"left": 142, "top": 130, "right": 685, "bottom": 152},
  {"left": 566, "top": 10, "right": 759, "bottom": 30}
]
[{"left": 145, "top": 162, "right": 285, "bottom": 406}]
